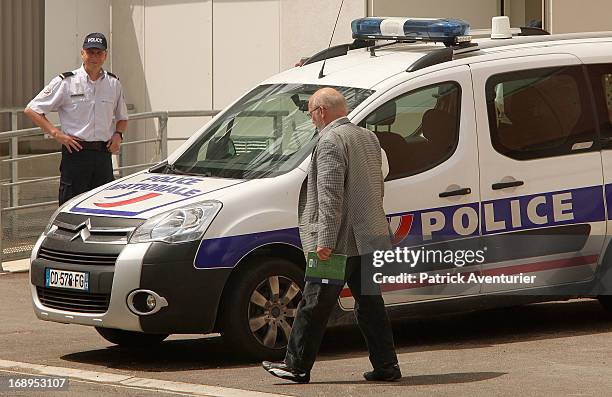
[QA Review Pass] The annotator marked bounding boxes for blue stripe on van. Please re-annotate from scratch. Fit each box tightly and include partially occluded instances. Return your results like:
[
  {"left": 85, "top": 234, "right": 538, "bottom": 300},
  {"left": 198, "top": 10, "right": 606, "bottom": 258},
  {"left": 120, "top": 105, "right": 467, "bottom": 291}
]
[
  {"left": 194, "top": 185, "right": 609, "bottom": 269},
  {"left": 481, "top": 185, "right": 605, "bottom": 234},
  {"left": 195, "top": 227, "right": 302, "bottom": 269},
  {"left": 604, "top": 183, "right": 612, "bottom": 220}
]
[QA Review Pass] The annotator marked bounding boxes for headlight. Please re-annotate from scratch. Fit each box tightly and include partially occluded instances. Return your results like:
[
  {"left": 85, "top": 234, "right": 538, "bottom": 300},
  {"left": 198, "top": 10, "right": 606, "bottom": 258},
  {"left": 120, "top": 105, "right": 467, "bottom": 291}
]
[{"left": 129, "top": 201, "right": 222, "bottom": 244}]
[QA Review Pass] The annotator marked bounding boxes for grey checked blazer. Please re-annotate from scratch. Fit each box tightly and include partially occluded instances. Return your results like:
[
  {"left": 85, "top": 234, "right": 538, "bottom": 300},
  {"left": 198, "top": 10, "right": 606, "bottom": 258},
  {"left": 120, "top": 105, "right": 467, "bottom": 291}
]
[{"left": 298, "top": 117, "right": 392, "bottom": 257}]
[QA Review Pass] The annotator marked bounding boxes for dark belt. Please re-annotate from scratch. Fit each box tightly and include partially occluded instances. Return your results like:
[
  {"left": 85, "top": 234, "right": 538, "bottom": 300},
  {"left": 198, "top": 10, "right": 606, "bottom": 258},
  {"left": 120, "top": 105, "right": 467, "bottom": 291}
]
[{"left": 79, "top": 141, "right": 109, "bottom": 152}]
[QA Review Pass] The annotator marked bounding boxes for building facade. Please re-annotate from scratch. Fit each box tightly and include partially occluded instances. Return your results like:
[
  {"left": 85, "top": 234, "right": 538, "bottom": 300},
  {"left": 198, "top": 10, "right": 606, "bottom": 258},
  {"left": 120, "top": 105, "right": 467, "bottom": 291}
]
[{"left": 1, "top": 0, "right": 611, "bottom": 150}]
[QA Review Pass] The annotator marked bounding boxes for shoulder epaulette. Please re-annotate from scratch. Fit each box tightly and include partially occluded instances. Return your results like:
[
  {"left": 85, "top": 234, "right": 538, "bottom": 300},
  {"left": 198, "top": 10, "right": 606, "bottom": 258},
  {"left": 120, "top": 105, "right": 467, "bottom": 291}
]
[
  {"left": 107, "top": 72, "right": 118, "bottom": 80},
  {"left": 59, "top": 71, "right": 74, "bottom": 79}
]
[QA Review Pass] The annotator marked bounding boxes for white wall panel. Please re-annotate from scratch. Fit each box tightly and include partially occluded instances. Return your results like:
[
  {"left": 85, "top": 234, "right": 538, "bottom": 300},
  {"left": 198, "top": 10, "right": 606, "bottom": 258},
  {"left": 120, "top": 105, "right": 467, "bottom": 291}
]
[
  {"left": 280, "top": 0, "right": 366, "bottom": 71},
  {"left": 550, "top": 0, "right": 612, "bottom": 33},
  {"left": 369, "top": 0, "right": 500, "bottom": 30},
  {"left": 44, "top": 0, "right": 110, "bottom": 82},
  {"left": 144, "top": 0, "right": 213, "bottom": 154},
  {"left": 213, "top": 0, "right": 280, "bottom": 109},
  {"left": 111, "top": 0, "right": 147, "bottom": 162}
]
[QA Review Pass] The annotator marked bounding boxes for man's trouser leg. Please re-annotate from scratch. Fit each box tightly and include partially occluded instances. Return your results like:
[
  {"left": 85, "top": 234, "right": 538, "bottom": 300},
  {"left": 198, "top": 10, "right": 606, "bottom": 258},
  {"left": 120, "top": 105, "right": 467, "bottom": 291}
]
[
  {"left": 58, "top": 148, "right": 114, "bottom": 205},
  {"left": 91, "top": 150, "right": 114, "bottom": 189},
  {"left": 284, "top": 280, "right": 343, "bottom": 372},
  {"left": 346, "top": 255, "right": 398, "bottom": 370},
  {"left": 59, "top": 148, "right": 94, "bottom": 205}
]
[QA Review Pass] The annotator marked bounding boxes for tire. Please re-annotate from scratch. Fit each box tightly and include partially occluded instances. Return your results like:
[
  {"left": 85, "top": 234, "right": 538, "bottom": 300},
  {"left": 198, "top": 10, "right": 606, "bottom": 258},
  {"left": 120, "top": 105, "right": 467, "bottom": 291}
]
[
  {"left": 598, "top": 295, "right": 612, "bottom": 312},
  {"left": 95, "top": 327, "right": 169, "bottom": 347},
  {"left": 221, "top": 258, "right": 304, "bottom": 361}
]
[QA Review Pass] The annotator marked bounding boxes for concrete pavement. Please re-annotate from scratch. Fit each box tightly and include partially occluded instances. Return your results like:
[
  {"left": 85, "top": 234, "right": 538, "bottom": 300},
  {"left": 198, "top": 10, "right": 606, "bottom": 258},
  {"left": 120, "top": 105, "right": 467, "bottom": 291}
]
[
  {"left": 3, "top": 272, "right": 612, "bottom": 396},
  {"left": 0, "top": 258, "right": 29, "bottom": 273}
]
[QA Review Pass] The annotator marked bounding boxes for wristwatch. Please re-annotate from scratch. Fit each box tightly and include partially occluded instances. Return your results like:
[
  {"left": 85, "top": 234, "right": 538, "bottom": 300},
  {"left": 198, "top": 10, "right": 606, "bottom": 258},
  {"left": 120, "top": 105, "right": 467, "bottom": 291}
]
[{"left": 113, "top": 131, "right": 124, "bottom": 140}]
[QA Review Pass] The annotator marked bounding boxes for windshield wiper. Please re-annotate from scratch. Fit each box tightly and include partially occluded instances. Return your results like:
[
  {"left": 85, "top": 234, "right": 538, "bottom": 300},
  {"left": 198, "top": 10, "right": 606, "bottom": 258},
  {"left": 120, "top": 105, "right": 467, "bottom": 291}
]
[
  {"left": 165, "top": 163, "right": 199, "bottom": 176},
  {"left": 166, "top": 163, "right": 217, "bottom": 178}
]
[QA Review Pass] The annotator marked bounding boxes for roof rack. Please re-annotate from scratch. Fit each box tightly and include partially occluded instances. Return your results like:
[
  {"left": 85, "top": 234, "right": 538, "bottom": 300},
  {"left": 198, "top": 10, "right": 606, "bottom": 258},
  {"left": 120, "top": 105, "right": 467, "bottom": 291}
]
[
  {"left": 301, "top": 39, "right": 373, "bottom": 66},
  {"left": 407, "top": 31, "right": 612, "bottom": 72},
  {"left": 470, "top": 26, "right": 550, "bottom": 38}
]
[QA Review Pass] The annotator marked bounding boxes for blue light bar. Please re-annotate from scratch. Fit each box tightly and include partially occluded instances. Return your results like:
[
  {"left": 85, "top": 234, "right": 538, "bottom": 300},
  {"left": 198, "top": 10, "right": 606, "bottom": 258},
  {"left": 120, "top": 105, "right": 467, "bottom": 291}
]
[{"left": 351, "top": 17, "right": 471, "bottom": 45}]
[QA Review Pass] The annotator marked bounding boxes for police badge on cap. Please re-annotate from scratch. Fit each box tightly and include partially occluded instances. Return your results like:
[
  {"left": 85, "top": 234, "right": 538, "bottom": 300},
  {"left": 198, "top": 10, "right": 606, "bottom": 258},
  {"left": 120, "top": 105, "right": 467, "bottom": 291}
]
[{"left": 83, "top": 32, "right": 107, "bottom": 50}]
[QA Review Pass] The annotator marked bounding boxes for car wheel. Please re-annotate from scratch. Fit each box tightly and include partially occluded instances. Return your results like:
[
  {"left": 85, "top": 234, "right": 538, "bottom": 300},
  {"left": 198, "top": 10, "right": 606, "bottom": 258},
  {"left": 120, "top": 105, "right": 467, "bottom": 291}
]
[
  {"left": 221, "top": 258, "right": 304, "bottom": 361},
  {"left": 95, "top": 327, "right": 169, "bottom": 347}
]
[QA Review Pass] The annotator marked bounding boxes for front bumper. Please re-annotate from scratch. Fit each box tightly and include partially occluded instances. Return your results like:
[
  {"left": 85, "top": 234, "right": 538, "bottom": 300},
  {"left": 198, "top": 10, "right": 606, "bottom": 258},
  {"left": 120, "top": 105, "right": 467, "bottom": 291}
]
[
  {"left": 30, "top": 213, "right": 232, "bottom": 334},
  {"left": 31, "top": 234, "right": 150, "bottom": 331}
]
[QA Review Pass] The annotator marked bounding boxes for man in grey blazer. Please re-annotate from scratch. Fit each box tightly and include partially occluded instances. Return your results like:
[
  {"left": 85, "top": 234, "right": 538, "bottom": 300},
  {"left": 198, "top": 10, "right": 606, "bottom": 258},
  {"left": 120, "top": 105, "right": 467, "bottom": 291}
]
[{"left": 263, "top": 88, "right": 400, "bottom": 383}]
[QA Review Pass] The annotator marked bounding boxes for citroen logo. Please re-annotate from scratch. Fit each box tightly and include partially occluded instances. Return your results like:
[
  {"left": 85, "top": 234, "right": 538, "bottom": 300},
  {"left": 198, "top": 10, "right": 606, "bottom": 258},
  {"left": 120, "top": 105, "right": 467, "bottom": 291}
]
[{"left": 71, "top": 218, "right": 92, "bottom": 241}]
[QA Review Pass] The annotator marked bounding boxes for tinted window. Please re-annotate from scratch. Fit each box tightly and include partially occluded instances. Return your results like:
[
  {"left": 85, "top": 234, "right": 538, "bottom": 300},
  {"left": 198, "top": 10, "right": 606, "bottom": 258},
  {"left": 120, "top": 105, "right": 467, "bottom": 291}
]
[
  {"left": 586, "top": 64, "right": 612, "bottom": 140},
  {"left": 359, "top": 82, "right": 461, "bottom": 180},
  {"left": 486, "top": 66, "right": 597, "bottom": 160}
]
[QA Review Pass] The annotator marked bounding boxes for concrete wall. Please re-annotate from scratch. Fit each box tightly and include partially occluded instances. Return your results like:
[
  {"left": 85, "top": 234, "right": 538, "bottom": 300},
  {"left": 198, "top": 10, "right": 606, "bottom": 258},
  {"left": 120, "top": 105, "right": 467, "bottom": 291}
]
[
  {"left": 44, "top": 0, "right": 111, "bottom": 83},
  {"left": 280, "top": 0, "right": 365, "bottom": 71},
  {"left": 368, "top": 0, "right": 501, "bottom": 29},
  {"left": 549, "top": 0, "right": 612, "bottom": 33},
  {"left": 42, "top": 0, "right": 612, "bottom": 163},
  {"left": 44, "top": 0, "right": 110, "bottom": 128},
  {"left": 110, "top": 0, "right": 366, "bottom": 156}
]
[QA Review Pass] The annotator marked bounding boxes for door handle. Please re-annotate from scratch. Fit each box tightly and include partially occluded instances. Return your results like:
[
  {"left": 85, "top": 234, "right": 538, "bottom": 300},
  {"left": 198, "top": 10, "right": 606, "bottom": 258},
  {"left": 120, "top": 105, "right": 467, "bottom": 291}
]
[
  {"left": 492, "top": 180, "right": 524, "bottom": 190},
  {"left": 439, "top": 187, "right": 471, "bottom": 198}
]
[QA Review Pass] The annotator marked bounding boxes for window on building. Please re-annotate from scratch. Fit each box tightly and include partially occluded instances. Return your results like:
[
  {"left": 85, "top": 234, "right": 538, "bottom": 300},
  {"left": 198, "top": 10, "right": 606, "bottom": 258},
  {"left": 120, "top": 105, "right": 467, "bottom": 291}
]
[
  {"left": 485, "top": 66, "right": 597, "bottom": 160},
  {"left": 360, "top": 82, "right": 461, "bottom": 180}
]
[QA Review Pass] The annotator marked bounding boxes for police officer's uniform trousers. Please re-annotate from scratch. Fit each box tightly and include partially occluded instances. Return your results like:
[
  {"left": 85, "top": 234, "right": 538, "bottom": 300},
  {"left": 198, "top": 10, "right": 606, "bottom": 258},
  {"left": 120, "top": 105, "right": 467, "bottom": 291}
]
[{"left": 59, "top": 144, "right": 114, "bottom": 205}]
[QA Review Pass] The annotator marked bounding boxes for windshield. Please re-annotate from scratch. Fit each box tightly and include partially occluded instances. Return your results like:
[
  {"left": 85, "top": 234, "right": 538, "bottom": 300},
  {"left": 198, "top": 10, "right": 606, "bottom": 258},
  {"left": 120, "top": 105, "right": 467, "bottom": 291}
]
[{"left": 168, "top": 84, "right": 374, "bottom": 179}]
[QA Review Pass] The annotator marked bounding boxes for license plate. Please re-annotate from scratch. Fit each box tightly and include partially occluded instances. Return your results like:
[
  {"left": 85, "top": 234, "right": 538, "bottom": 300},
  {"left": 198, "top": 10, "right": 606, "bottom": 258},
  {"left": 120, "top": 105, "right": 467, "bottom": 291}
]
[{"left": 45, "top": 268, "right": 89, "bottom": 291}]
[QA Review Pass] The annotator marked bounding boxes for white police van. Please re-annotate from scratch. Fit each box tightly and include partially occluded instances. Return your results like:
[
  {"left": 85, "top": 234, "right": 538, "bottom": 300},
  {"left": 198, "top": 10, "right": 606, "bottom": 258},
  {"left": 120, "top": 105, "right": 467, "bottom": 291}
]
[{"left": 30, "top": 16, "right": 612, "bottom": 360}]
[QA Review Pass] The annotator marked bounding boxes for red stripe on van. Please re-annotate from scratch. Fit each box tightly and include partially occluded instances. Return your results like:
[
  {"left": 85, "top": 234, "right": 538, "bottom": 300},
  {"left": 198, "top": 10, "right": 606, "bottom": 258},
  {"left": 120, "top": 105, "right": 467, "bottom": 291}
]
[{"left": 94, "top": 192, "right": 161, "bottom": 208}]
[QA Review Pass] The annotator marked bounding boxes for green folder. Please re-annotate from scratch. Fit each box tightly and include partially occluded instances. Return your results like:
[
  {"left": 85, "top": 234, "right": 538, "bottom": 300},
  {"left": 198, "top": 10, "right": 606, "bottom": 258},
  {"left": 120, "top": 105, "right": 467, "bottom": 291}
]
[{"left": 305, "top": 252, "right": 347, "bottom": 285}]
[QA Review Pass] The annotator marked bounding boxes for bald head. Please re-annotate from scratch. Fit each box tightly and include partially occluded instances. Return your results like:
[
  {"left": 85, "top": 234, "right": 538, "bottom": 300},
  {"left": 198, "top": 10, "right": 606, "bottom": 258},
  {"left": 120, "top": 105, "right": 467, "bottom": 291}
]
[
  {"left": 310, "top": 88, "right": 348, "bottom": 114},
  {"left": 308, "top": 88, "right": 348, "bottom": 130}
]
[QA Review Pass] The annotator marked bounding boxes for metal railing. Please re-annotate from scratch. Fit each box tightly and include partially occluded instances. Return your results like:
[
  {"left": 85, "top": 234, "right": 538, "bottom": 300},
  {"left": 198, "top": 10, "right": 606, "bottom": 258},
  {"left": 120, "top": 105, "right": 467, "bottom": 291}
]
[{"left": 0, "top": 109, "right": 219, "bottom": 270}]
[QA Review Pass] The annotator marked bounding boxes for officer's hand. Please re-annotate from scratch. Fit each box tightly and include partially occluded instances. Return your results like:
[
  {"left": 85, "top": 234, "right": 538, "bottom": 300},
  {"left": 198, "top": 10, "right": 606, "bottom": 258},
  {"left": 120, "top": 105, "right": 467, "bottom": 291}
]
[
  {"left": 106, "top": 133, "right": 121, "bottom": 154},
  {"left": 316, "top": 247, "right": 332, "bottom": 261},
  {"left": 56, "top": 132, "right": 82, "bottom": 153}
]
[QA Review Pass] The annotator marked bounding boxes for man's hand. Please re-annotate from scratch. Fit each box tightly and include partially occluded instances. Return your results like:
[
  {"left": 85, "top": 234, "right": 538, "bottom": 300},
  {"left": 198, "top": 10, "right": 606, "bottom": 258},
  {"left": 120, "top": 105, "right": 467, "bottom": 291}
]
[
  {"left": 55, "top": 131, "right": 82, "bottom": 153},
  {"left": 106, "top": 133, "right": 122, "bottom": 154},
  {"left": 316, "top": 247, "right": 332, "bottom": 261}
]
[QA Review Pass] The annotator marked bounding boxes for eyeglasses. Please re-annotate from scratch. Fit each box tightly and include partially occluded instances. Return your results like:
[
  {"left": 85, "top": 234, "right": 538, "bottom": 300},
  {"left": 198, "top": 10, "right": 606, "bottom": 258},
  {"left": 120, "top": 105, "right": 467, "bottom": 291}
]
[{"left": 307, "top": 106, "right": 321, "bottom": 118}]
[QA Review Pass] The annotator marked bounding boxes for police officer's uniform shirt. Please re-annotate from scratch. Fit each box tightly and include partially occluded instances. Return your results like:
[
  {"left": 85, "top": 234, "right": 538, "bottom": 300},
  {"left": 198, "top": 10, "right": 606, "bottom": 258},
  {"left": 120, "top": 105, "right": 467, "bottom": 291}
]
[{"left": 27, "top": 65, "right": 128, "bottom": 142}]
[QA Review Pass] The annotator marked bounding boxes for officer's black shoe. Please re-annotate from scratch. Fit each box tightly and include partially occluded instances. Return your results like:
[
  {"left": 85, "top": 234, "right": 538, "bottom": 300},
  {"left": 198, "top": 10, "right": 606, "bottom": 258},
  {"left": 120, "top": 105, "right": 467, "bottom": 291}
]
[
  {"left": 262, "top": 361, "right": 310, "bottom": 384},
  {"left": 363, "top": 364, "right": 402, "bottom": 381}
]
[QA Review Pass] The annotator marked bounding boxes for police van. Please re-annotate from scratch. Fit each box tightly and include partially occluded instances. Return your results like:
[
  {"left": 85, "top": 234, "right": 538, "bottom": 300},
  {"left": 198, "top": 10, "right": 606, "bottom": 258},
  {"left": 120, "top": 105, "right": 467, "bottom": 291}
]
[{"left": 30, "top": 16, "right": 612, "bottom": 360}]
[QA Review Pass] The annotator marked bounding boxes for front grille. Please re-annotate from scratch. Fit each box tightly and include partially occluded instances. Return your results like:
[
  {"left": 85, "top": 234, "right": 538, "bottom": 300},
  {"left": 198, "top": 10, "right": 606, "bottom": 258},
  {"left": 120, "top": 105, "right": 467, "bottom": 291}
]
[
  {"left": 38, "top": 247, "right": 118, "bottom": 266},
  {"left": 36, "top": 287, "right": 110, "bottom": 313},
  {"left": 51, "top": 225, "right": 131, "bottom": 244}
]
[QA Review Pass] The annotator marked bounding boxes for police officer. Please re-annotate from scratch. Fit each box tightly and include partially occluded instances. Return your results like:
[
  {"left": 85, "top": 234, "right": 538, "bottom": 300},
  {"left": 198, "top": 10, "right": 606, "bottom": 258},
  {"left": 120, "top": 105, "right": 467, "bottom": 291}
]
[{"left": 24, "top": 32, "right": 128, "bottom": 205}]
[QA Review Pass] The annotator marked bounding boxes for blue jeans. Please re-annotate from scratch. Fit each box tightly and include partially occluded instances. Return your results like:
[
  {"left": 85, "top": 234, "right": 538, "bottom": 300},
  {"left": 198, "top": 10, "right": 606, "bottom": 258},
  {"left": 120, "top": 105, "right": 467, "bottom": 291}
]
[{"left": 285, "top": 255, "right": 398, "bottom": 371}]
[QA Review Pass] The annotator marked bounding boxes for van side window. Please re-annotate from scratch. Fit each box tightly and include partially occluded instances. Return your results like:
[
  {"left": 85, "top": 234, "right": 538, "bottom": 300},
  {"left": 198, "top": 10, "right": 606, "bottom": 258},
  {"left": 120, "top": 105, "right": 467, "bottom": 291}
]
[
  {"left": 485, "top": 66, "right": 597, "bottom": 160},
  {"left": 359, "top": 82, "right": 461, "bottom": 180},
  {"left": 586, "top": 64, "right": 612, "bottom": 139}
]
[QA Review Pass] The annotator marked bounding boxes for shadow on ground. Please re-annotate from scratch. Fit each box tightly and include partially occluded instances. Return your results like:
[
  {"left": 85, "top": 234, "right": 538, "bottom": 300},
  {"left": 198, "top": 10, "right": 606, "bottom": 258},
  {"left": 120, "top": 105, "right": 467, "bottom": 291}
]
[
  {"left": 288, "top": 371, "right": 506, "bottom": 386},
  {"left": 61, "top": 299, "right": 612, "bottom": 372}
]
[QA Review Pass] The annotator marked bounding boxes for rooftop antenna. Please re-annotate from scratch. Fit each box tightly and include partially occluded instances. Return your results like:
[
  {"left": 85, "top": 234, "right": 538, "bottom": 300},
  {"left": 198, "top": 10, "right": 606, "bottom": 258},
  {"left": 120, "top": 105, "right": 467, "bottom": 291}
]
[{"left": 318, "top": 0, "right": 345, "bottom": 79}]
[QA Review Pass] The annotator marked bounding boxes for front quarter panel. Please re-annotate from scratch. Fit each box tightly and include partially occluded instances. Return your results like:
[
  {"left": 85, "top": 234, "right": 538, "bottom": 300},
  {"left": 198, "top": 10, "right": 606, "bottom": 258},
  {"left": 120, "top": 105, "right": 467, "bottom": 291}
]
[{"left": 196, "top": 169, "right": 306, "bottom": 270}]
